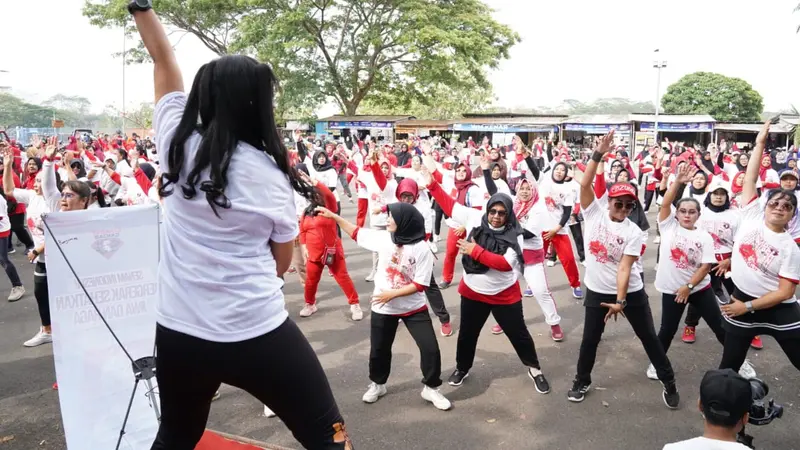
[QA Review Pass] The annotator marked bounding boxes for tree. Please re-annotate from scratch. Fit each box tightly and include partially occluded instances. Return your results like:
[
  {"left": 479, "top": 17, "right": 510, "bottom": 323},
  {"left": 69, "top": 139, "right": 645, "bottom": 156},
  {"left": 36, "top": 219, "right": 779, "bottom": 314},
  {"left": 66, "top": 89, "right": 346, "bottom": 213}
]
[
  {"left": 359, "top": 83, "right": 493, "bottom": 120},
  {"left": 84, "top": 0, "right": 519, "bottom": 117},
  {"left": 43, "top": 94, "right": 93, "bottom": 116},
  {"left": 661, "top": 72, "right": 764, "bottom": 122}
]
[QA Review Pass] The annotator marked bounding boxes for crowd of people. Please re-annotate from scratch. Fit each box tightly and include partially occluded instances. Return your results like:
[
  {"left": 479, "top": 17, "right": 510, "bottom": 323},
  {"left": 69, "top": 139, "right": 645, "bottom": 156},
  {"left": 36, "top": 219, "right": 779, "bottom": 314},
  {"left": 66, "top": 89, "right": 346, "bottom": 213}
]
[{"left": 1, "top": 5, "right": 798, "bottom": 450}]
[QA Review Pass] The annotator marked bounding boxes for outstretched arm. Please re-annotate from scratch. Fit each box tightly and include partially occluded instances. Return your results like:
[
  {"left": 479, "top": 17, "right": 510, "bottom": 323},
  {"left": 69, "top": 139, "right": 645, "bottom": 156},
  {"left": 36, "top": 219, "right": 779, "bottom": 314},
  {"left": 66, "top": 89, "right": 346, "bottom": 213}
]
[
  {"left": 580, "top": 131, "right": 615, "bottom": 210},
  {"left": 659, "top": 163, "right": 692, "bottom": 223},
  {"left": 131, "top": 9, "right": 184, "bottom": 103},
  {"left": 742, "top": 121, "right": 771, "bottom": 205}
]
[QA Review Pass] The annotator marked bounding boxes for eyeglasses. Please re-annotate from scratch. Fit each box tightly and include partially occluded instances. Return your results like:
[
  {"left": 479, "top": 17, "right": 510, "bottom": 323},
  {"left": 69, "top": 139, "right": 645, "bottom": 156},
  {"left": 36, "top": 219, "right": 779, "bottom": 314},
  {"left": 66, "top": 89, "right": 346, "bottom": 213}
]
[
  {"left": 612, "top": 201, "right": 636, "bottom": 211},
  {"left": 61, "top": 192, "right": 76, "bottom": 200},
  {"left": 766, "top": 200, "right": 795, "bottom": 213},
  {"left": 488, "top": 208, "right": 507, "bottom": 217}
]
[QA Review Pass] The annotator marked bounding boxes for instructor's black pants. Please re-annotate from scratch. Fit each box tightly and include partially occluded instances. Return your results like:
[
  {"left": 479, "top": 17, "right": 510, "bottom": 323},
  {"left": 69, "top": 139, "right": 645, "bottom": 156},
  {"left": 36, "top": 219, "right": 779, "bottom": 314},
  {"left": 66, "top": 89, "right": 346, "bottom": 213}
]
[
  {"left": 576, "top": 289, "right": 675, "bottom": 385},
  {"left": 151, "top": 320, "right": 351, "bottom": 450},
  {"left": 456, "top": 296, "right": 541, "bottom": 372},
  {"left": 425, "top": 273, "right": 450, "bottom": 324},
  {"left": 8, "top": 213, "right": 34, "bottom": 250},
  {"left": 686, "top": 273, "right": 734, "bottom": 327}
]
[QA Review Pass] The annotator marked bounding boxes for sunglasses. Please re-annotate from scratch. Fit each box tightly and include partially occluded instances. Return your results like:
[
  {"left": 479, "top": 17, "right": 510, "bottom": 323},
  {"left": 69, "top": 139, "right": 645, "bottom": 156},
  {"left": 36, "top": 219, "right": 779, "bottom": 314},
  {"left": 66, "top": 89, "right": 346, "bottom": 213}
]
[
  {"left": 766, "top": 200, "right": 795, "bottom": 213},
  {"left": 612, "top": 200, "right": 636, "bottom": 211},
  {"left": 488, "top": 208, "right": 507, "bottom": 217}
]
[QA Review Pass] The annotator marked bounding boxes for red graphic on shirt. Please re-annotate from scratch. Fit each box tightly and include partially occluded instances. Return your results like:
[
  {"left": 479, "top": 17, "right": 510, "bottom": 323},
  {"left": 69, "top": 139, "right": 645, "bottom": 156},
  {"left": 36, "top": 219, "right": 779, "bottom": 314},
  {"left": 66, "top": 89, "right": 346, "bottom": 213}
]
[
  {"left": 587, "top": 222, "right": 627, "bottom": 266},
  {"left": 589, "top": 240, "right": 609, "bottom": 263},
  {"left": 738, "top": 229, "right": 780, "bottom": 274},
  {"left": 702, "top": 221, "right": 732, "bottom": 251},
  {"left": 545, "top": 196, "right": 557, "bottom": 212},
  {"left": 27, "top": 216, "right": 43, "bottom": 237},
  {"left": 386, "top": 247, "right": 414, "bottom": 289},
  {"left": 670, "top": 247, "right": 690, "bottom": 269}
]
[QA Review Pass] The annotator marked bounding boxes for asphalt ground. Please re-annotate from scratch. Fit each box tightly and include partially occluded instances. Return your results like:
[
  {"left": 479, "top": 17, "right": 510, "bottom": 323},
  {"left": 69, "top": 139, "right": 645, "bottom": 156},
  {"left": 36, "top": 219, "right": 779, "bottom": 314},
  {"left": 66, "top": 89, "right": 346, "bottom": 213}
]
[{"left": 0, "top": 201, "right": 797, "bottom": 450}]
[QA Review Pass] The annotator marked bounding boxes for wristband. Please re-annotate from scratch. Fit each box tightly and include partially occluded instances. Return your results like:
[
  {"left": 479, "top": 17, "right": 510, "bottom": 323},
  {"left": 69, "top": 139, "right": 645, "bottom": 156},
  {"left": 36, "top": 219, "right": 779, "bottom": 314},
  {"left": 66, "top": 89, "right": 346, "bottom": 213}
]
[{"left": 591, "top": 151, "right": 603, "bottom": 163}]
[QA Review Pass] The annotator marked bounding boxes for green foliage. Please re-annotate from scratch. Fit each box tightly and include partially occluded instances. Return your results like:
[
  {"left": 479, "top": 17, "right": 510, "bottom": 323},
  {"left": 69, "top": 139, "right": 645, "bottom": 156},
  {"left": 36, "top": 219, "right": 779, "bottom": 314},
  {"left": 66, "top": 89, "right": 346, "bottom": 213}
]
[
  {"left": 485, "top": 98, "right": 655, "bottom": 116},
  {"left": 661, "top": 72, "right": 764, "bottom": 122},
  {"left": 84, "top": 0, "right": 519, "bottom": 118},
  {"left": 0, "top": 92, "right": 116, "bottom": 129}
]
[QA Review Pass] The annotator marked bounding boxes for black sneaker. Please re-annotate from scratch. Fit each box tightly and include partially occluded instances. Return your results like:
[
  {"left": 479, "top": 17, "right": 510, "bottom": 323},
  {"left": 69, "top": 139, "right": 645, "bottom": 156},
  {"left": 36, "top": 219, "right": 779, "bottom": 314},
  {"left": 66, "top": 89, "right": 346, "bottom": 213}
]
[
  {"left": 8, "top": 248, "right": 15, "bottom": 254},
  {"left": 438, "top": 281, "right": 452, "bottom": 290},
  {"left": 567, "top": 379, "right": 591, "bottom": 402},
  {"left": 528, "top": 369, "right": 550, "bottom": 394},
  {"left": 662, "top": 381, "right": 680, "bottom": 409},
  {"left": 448, "top": 369, "right": 469, "bottom": 386}
]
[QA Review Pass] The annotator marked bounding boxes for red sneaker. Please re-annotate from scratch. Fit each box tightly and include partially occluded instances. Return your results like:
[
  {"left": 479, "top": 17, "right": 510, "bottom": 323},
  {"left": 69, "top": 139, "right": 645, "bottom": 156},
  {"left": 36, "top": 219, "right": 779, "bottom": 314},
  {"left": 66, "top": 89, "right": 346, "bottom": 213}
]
[
  {"left": 52, "top": 382, "right": 58, "bottom": 390},
  {"left": 440, "top": 323, "right": 453, "bottom": 337},
  {"left": 681, "top": 326, "right": 696, "bottom": 344},
  {"left": 287, "top": 266, "right": 297, "bottom": 274},
  {"left": 550, "top": 325, "right": 564, "bottom": 342},
  {"left": 750, "top": 335, "right": 764, "bottom": 350},
  {"left": 491, "top": 324, "right": 504, "bottom": 335}
]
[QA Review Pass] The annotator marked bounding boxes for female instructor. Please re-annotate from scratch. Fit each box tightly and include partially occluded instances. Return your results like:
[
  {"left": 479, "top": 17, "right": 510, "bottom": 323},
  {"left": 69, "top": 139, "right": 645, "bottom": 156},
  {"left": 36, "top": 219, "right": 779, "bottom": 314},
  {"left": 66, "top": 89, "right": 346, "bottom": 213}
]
[{"left": 129, "top": 3, "right": 353, "bottom": 449}]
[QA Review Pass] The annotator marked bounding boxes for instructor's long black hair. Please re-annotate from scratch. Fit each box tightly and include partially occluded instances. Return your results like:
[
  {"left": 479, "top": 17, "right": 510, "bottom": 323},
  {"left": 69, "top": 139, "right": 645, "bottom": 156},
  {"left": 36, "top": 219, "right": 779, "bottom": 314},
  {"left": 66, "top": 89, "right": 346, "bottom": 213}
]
[{"left": 160, "top": 55, "right": 315, "bottom": 217}]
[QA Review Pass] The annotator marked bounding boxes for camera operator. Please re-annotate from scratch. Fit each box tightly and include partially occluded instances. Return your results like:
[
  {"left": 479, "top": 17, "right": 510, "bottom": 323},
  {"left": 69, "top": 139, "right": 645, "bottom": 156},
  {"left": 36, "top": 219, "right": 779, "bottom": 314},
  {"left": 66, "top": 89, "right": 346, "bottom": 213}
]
[{"left": 663, "top": 369, "right": 751, "bottom": 450}]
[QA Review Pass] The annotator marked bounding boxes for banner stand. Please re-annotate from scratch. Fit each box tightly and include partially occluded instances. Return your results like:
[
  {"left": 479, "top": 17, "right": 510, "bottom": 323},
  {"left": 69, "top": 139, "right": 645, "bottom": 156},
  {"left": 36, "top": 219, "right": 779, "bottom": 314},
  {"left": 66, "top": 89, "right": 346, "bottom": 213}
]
[{"left": 43, "top": 214, "right": 162, "bottom": 450}]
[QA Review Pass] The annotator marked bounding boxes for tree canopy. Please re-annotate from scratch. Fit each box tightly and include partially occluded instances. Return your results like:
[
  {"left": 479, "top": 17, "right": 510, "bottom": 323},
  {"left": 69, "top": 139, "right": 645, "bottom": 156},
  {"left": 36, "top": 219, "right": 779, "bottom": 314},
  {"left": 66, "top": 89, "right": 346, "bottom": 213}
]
[
  {"left": 661, "top": 72, "right": 764, "bottom": 122},
  {"left": 83, "top": 0, "right": 519, "bottom": 117}
]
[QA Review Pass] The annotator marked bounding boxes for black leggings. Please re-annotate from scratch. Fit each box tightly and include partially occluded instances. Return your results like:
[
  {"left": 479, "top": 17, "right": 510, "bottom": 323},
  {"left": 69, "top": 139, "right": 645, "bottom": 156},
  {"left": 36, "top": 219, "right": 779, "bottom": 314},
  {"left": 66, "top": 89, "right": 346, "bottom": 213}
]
[
  {"left": 34, "top": 262, "right": 50, "bottom": 327},
  {"left": 720, "top": 332, "right": 800, "bottom": 373},
  {"left": 0, "top": 236, "right": 21, "bottom": 287},
  {"left": 456, "top": 296, "right": 541, "bottom": 372},
  {"left": 433, "top": 201, "right": 446, "bottom": 236},
  {"left": 658, "top": 288, "right": 725, "bottom": 354},
  {"left": 369, "top": 309, "right": 442, "bottom": 387},
  {"left": 8, "top": 213, "right": 34, "bottom": 249},
  {"left": 686, "top": 273, "right": 734, "bottom": 327},
  {"left": 576, "top": 290, "right": 675, "bottom": 385},
  {"left": 151, "top": 320, "right": 351, "bottom": 450},
  {"left": 644, "top": 190, "right": 655, "bottom": 212},
  {"left": 425, "top": 273, "right": 450, "bottom": 324},
  {"left": 569, "top": 222, "right": 585, "bottom": 262}
]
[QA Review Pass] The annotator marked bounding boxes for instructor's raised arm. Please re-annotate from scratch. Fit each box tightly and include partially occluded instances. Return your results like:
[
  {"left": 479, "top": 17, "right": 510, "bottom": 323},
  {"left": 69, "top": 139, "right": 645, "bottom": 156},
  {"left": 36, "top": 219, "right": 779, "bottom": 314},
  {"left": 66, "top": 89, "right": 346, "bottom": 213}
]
[{"left": 130, "top": 5, "right": 184, "bottom": 103}]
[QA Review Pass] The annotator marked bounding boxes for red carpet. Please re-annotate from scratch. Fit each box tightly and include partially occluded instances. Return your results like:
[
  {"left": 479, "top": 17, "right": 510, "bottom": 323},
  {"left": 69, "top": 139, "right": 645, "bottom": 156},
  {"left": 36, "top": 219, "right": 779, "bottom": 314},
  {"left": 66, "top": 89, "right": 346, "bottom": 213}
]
[{"left": 196, "top": 430, "right": 267, "bottom": 449}]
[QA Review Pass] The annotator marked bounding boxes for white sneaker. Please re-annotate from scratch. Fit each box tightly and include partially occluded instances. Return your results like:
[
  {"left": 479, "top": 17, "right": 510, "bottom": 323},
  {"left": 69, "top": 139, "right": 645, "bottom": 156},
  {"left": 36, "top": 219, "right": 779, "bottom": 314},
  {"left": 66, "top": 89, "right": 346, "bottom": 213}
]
[
  {"left": 24, "top": 328, "right": 52, "bottom": 347},
  {"left": 433, "top": 235, "right": 441, "bottom": 243},
  {"left": 212, "top": 390, "right": 221, "bottom": 401},
  {"left": 546, "top": 260, "right": 556, "bottom": 267},
  {"left": 421, "top": 386, "right": 452, "bottom": 411},
  {"left": 365, "top": 270, "right": 376, "bottom": 282},
  {"left": 299, "top": 303, "right": 318, "bottom": 317},
  {"left": 429, "top": 241, "right": 439, "bottom": 254},
  {"left": 653, "top": 235, "right": 661, "bottom": 244},
  {"left": 646, "top": 363, "right": 658, "bottom": 380},
  {"left": 654, "top": 263, "right": 659, "bottom": 273},
  {"left": 350, "top": 304, "right": 364, "bottom": 321},
  {"left": 580, "top": 260, "right": 587, "bottom": 267},
  {"left": 739, "top": 359, "right": 757, "bottom": 379},
  {"left": 263, "top": 405, "right": 277, "bottom": 418},
  {"left": 362, "top": 382, "right": 387, "bottom": 403},
  {"left": 8, "top": 286, "right": 25, "bottom": 302}
]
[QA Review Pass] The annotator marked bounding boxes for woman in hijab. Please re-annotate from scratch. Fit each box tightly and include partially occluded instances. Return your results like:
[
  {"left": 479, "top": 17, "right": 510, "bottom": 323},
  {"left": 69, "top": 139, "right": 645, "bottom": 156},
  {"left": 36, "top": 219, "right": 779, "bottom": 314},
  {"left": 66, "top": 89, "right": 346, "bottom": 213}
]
[
  {"left": 318, "top": 202, "right": 451, "bottom": 411},
  {"left": 424, "top": 168, "right": 551, "bottom": 395},
  {"left": 437, "top": 161, "right": 483, "bottom": 289},
  {"left": 730, "top": 171, "right": 746, "bottom": 209}
]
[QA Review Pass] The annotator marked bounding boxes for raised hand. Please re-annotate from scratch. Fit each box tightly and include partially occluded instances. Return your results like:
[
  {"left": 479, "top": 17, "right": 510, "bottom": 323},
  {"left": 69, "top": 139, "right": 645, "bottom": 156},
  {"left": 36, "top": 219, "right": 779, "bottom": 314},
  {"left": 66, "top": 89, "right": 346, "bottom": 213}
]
[
  {"left": 756, "top": 120, "right": 771, "bottom": 147},
  {"left": 596, "top": 130, "right": 616, "bottom": 154},
  {"left": 676, "top": 160, "right": 694, "bottom": 184}
]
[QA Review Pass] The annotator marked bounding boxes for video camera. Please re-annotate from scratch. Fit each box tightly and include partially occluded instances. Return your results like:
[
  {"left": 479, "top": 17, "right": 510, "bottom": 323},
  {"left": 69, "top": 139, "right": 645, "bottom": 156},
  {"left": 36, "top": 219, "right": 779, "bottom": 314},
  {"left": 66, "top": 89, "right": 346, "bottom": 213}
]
[{"left": 737, "top": 378, "right": 783, "bottom": 449}]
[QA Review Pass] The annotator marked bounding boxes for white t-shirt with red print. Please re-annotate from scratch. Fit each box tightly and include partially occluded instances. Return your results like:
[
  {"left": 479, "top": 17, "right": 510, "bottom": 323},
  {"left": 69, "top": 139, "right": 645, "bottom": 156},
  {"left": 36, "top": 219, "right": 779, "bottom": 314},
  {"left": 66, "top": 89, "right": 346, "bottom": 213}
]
[
  {"left": 581, "top": 199, "right": 645, "bottom": 295},
  {"left": 655, "top": 208, "right": 717, "bottom": 294},
  {"left": 697, "top": 208, "right": 741, "bottom": 254},
  {"left": 11, "top": 187, "right": 58, "bottom": 263},
  {"left": 732, "top": 199, "right": 800, "bottom": 304},
  {"left": 759, "top": 189, "right": 800, "bottom": 241},
  {"left": 538, "top": 179, "right": 575, "bottom": 235},
  {"left": 356, "top": 228, "right": 433, "bottom": 315}
]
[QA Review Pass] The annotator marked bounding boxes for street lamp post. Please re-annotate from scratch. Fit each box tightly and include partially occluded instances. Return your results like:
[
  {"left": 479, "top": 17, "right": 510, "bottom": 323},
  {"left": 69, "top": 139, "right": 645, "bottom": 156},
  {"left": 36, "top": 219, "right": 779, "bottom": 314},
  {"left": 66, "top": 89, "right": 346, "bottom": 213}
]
[{"left": 653, "top": 50, "right": 667, "bottom": 147}]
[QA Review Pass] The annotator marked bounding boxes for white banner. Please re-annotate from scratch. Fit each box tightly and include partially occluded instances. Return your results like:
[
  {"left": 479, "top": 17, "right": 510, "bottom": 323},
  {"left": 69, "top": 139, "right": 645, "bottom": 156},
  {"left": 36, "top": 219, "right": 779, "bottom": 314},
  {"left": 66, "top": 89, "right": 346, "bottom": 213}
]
[{"left": 44, "top": 204, "right": 161, "bottom": 450}]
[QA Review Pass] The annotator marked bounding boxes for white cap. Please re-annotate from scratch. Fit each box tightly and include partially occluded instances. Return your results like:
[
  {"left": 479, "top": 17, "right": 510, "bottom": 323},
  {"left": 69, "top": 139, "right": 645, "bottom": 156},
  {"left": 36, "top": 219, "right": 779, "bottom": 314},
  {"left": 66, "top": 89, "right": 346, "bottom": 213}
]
[{"left": 708, "top": 177, "right": 731, "bottom": 195}]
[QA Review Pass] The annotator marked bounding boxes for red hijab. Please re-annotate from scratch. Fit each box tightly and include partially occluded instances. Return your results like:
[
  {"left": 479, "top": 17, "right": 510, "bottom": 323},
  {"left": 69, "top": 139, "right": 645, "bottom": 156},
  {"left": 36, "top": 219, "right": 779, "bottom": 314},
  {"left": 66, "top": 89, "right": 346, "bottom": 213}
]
[
  {"left": 731, "top": 171, "right": 745, "bottom": 194},
  {"left": 514, "top": 179, "right": 538, "bottom": 219},
  {"left": 454, "top": 162, "right": 475, "bottom": 205}
]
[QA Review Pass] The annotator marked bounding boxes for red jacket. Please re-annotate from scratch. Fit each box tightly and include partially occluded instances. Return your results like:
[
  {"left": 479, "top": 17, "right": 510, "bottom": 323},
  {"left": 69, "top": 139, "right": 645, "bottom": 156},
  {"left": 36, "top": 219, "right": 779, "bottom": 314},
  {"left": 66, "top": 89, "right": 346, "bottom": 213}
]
[{"left": 299, "top": 182, "right": 344, "bottom": 263}]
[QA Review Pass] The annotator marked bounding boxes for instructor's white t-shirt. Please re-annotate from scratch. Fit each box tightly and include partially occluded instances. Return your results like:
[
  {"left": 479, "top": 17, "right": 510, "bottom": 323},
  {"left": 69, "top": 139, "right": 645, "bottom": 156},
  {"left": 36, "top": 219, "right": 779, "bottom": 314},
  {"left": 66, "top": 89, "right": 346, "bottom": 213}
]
[
  {"left": 662, "top": 436, "right": 750, "bottom": 450},
  {"left": 154, "top": 92, "right": 298, "bottom": 342}
]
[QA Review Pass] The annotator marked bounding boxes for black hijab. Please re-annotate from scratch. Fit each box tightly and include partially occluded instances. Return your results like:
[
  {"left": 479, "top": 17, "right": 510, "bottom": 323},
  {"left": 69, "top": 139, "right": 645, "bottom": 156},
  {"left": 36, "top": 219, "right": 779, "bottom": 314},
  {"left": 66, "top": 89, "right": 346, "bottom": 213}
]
[
  {"left": 462, "top": 194, "right": 524, "bottom": 274},
  {"left": 701, "top": 152, "right": 715, "bottom": 174},
  {"left": 551, "top": 162, "right": 568, "bottom": 184},
  {"left": 387, "top": 203, "right": 426, "bottom": 246},
  {"left": 704, "top": 188, "right": 731, "bottom": 213},
  {"left": 312, "top": 150, "right": 333, "bottom": 172},
  {"left": 619, "top": 183, "right": 650, "bottom": 232},
  {"left": 689, "top": 171, "right": 707, "bottom": 197}
]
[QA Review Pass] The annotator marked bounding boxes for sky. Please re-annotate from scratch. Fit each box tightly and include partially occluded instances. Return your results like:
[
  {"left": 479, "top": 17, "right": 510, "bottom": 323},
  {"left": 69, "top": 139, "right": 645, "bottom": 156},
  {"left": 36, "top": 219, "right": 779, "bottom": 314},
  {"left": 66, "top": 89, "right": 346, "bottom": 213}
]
[{"left": 2, "top": 0, "right": 799, "bottom": 116}]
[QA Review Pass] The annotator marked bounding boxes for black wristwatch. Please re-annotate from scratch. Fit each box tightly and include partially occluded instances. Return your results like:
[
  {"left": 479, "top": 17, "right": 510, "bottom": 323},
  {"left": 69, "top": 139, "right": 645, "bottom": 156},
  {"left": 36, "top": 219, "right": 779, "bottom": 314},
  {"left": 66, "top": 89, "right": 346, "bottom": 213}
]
[
  {"left": 128, "top": 0, "right": 153, "bottom": 14},
  {"left": 616, "top": 299, "right": 627, "bottom": 308}
]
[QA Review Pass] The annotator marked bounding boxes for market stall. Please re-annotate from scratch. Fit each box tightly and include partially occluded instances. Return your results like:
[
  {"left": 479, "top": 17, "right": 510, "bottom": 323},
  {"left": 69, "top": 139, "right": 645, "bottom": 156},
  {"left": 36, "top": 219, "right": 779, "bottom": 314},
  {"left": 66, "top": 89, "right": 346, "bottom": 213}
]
[
  {"left": 631, "top": 114, "right": 715, "bottom": 147},
  {"left": 451, "top": 114, "right": 564, "bottom": 146},
  {"left": 561, "top": 115, "right": 633, "bottom": 148},
  {"left": 316, "top": 115, "right": 414, "bottom": 143}
]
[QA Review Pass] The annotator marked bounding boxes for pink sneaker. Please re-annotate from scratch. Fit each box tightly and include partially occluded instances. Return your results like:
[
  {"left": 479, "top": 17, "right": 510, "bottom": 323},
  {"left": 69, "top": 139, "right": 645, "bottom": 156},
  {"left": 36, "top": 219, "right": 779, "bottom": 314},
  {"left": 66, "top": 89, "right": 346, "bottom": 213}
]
[
  {"left": 491, "top": 324, "right": 504, "bottom": 335},
  {"left": 440, "top": 323, "right": 453, "bottom": 337},
  {"left": 550, "top": 325, "right": 564, "bottom": 342}
]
